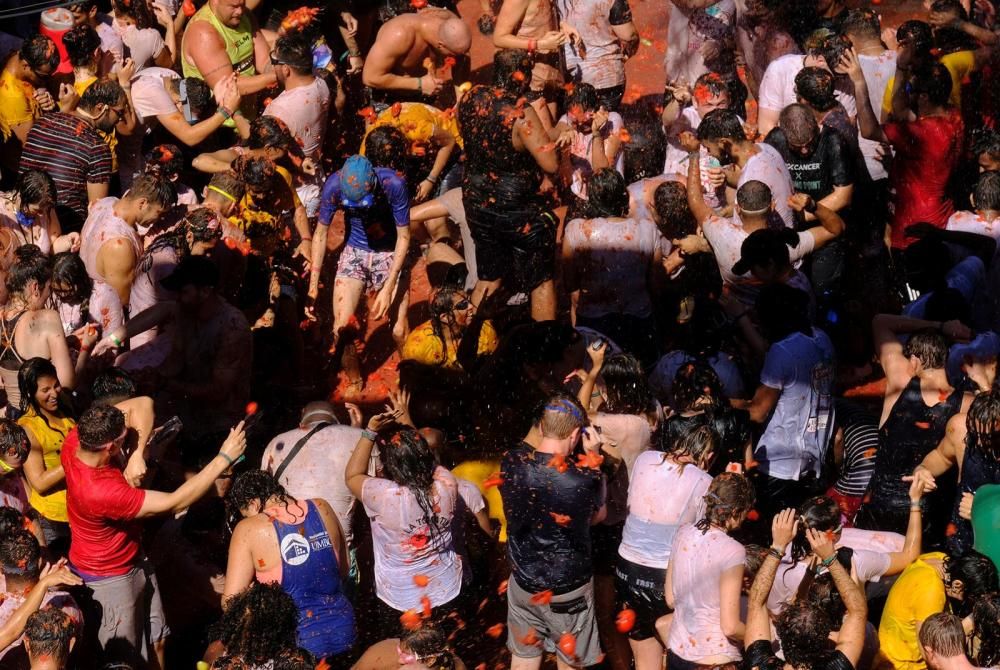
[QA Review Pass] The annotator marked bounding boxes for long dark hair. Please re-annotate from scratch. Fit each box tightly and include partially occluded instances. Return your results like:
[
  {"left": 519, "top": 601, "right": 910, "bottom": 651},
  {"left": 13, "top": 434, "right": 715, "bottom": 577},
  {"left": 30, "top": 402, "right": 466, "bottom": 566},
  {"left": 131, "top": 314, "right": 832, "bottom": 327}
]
[
  {"left": 790, "top": 496, "right": 841, "bottom": 564},
  {"left": 601, "top": 353, "right": 655, "bottom": 416},
  {"left": 17, "top": 358, "right": 72, "bottom": 424},
  {"left": 226, "top": 470, "right": 302, "bottom": 530},
  {"left": 377, "top": 426, "right": 443, "bottom": 536},
  {"left": 6, "top": 246, "right": 50, "bottom": 298},
  {"left": 972, "top": 593, "right": 1000, "bottom": 667},
  {"left": 50, "top": 252, "right": 91, "bottom": 311},
  {"left": 428, "top": 287, "right": 465, "bottom": 363},
  {"left": 966, "top": 390, "right": 1000, "bottom": 463}
]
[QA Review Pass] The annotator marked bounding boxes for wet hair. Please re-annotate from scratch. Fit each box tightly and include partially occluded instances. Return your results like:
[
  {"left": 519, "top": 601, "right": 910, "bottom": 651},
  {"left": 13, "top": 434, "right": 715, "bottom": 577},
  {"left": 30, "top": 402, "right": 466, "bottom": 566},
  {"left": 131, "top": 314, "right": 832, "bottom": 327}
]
[
  {"left": 945, "top": 551, "right": 999, "bottom": 607},
  {"left": 587, "top": 168, "right": 629, "bottom": 219},
  {"left": 19, "top": 35, "right": 59, "bottom": 74},
  {"left": 931, "top": 0, "right": 977, "bottom": 53},
  {"left": 840, "top": 7, "right": 881, "bottom": 38},
  {"left": 973, "top": 128, "right": 1000, "bottom": 161},
  {"left": 566, "top": 82, "right": 600, "bottom": 113},
  {"left": 920, "top": 612, "right": 967, "bottom": 658},
  {"left": 126, "top": 174, "right": 175, "bottom": 209},
  {"left": 110, "top": 0, "right": 155, "bottom": 29},
  {"left": 375, "top": 426, "right": 444, "bottom": 537},
  {"left": 736, "top": 180, "right": 772, "bottom": 212},
  {"left": 62, "top": 24, "right": 100, "bottom": 68},
  {"left": 186, "top": 207, "right": 224, "bottom": 244},
  {"left": 697, "top": 109, "right": 745, "bottom": 142},
  {"left": 272, "top": 647, "right": 317, "bottom": 670},
  {"left": 623, "top": 125, "right": 666, "bottom": 184},
  {"left": 247, "top": 116, "right": 305, "bottom": 162},
  {"left": 776, "top": 603, "right": 835, "bottom": 668},
  {"left": 779, "top": 103, "right": 820, "bottom": 147},
  {"left": 17, "top": 358, "right": 69, "bottom": 425},
  {"left": 91, "top": 368, "right": 136, "bottom": 404},
  {"left": 227, "top": 470, "right": 298, "bottom": 527},
  {"left": 971, "top": 593, "right": 1000, "bottom": 667},
  {"left": 791, "top": 496, "right": 841, "bottom": 563},
  {"left": 233, "top": 156, "right": 278, "bottom": 192},
  {"left": 364, "top": 125, "right": 409, "bottom": 174},
  {"left": 908, "top": 62, "right": 953, "bottom": 107},
  {"left": 50, "top": 251, "right": 91, "bottom": 310},
  {"left": 492, "top": 49, "right": 533, "bottom": 94},
  {"left": 902, "top": 330, "right": 949, "bottom": 370},
  {"left": 602, "top": 354, "right": 655, "bottom": 415},
  {"left": 0, "top": 529, "right": 40, "bottom": 580},
  {"left": 213, "top": 582, "right": 299, "bottom": 665},
  {"left": 78, "top": 79, "right": 125, "bottom": 112},
  {"left": 536, "top": 392, "right": 588, "bottom": 439},
  {"left": 805, "top": 572, "right": 846, "bottom": 627},
  {"left": 671, "top": 360, "right": 724, "bottom": 412},
  {"left": 401, "top": 626, "right": 457, "bottom": 670},
  {"left": 144, "top": 144, "right": 185, "bottom": 181},
  {"left": 207, "top": 171, "right": 246, "bottom": 204},
  {"left": 809, "top": 32, "right": 852, "bottom": 71},
  {"left": 966, "top": 390, "right": 1000, "bottom": 463},
  {"left": 77, "top": 404, "right": 125, "bottom": 452},
  {"left": 273, "top": 32, "right": 314, "bottom": 73},
  {"left": 664, "top": 421, "right": 718, "bottom": 470},
  {"left": 181, "top": 77, "right": 214, "bottom": 120},
  {"left": 24, "top": 608, "right": 74, "bottom": 664},
  {"left": 0, "top": 419, "right": 29, "bottom": 465},
  {"left": 695, "top": 472, "right": 754, "bottom": 532},
  {"left": 14, "top": 170, "right": 56, "bottom": 210},
  {"left": 897, "top": 20, "right": 935, "bottom": 53},
  {"left": 744, "top": 544, "right": 768, "bottom": 585},
  {"left": 756, "top": 284, "right": 812, "bottom": 341},
  {"left": 693, "top": 72, "right": 730, "bottom": 104},
  {"left": 653, "top": 181, "right": 696, "bottom": 239},
  {"left": 974, "top": 171, "right": 1000, "bottom": 211},
  {"left": 0, "top": 507, "right": 27, "bottom": 537},
  {"left": 795, "top": 67, "right": 838, "bottom": 112},
  {"left": 6, "top": 245, "right": 50, "bottom": 296},
  {"left": 428, "top": 286, "right": 468, "bottom": 355}
]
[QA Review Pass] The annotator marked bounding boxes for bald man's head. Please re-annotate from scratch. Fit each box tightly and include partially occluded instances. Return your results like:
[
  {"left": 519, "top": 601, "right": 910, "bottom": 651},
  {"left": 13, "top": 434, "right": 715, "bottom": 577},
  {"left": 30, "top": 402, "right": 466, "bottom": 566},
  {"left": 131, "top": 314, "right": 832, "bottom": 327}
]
[
  {"left": 438, "top": 17, "right": 472, "bottom": 55},
  {"left": 301, "top": 401, "right": 337, "bottom": 425}
]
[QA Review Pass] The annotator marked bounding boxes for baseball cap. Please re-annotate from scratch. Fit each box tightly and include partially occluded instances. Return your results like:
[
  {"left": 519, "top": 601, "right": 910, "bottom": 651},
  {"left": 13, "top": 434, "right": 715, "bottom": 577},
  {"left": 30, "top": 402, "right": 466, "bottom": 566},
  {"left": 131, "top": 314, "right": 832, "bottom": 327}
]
[
  {"left": 340, "top": 155, "right": 376, "bottom": 203},
  {"left": 731, "top": 228, "right": 793, "bottom": 276},
  {"left": 160, "top": 255, "right": 220, "bottom": 292}
]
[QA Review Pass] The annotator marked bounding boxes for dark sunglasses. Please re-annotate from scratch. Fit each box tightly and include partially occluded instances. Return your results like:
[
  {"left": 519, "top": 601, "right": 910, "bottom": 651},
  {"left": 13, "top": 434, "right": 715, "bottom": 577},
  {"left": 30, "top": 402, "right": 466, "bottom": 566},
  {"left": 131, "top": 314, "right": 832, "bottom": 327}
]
[{"left": 453, "top": 299, "right": 471, "bottom": 311}]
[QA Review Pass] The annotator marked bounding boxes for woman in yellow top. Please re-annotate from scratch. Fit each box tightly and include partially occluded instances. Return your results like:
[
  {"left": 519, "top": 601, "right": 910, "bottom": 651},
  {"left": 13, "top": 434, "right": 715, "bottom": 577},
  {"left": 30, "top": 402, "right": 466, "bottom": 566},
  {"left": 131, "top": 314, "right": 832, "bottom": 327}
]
[
  {"left": 402, "top": 287, "right": 498, "bottom": 369},
  {"left": 362, "top": 102, "right": 463, "bottom": 202},
  {"left": 16, "top": 357, "right": 75, "bottom": 555}
]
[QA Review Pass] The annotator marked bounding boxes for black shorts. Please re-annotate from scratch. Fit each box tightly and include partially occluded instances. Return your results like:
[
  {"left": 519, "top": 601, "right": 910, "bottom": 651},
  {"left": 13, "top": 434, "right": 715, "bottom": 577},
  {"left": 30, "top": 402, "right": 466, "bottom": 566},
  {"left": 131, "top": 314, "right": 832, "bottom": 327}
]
[
  {"left": 614, "top": 558, "right": 669, "bottom": 641},
  {"left": 465, "top": 200, "right": 557, "bottom": 292}
]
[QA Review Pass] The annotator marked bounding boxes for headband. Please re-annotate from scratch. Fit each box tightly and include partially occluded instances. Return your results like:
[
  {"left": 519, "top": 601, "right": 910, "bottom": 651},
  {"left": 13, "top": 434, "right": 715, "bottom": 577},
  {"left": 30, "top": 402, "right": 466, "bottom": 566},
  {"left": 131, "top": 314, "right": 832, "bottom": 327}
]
[
  {"left": 207, "top": 185, "right": 237, "bottom": 202},
  {"left": 544, "top": 399, "right": 584, "bottom": 423}
]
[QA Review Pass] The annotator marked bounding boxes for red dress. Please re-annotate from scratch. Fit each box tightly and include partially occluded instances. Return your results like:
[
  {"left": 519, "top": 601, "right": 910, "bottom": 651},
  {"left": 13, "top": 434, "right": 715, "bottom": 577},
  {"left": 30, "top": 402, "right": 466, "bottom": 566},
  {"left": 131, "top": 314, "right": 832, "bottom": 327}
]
[{"left": 884, "top": 109, "right": 964, "bottom": 250}]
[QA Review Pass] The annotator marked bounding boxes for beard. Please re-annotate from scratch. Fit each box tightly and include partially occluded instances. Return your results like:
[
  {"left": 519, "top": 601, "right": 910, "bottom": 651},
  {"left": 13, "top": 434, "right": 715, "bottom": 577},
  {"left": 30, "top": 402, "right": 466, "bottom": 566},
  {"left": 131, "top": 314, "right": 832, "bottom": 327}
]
[{"left": 95, "top": 117, "right": 118, "bottom": 133}]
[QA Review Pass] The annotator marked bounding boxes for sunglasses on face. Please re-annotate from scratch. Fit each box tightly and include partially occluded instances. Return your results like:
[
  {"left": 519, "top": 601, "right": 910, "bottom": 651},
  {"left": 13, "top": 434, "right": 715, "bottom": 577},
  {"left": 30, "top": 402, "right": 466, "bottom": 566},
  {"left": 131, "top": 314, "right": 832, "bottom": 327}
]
[{"left": 453, "top": 299, "right": 471, "bottom": 311}]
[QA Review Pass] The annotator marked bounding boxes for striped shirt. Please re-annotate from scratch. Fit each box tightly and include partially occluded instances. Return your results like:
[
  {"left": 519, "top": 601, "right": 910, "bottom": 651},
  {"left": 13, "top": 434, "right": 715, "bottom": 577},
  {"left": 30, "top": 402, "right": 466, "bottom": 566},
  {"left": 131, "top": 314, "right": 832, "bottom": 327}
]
[
  {"left": 19, "top": 113, "right": 112, "bottom": 223},
  {"left": 833, "top": 400, "right": 879, "bottom": 497}
]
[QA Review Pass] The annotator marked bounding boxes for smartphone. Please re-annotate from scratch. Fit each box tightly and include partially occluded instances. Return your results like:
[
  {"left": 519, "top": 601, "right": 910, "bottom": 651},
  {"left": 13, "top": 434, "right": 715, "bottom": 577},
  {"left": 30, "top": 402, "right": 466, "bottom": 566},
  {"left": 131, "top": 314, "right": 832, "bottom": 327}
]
[{"left": 591, "top": 338, "right": 606, "bottom": 351}]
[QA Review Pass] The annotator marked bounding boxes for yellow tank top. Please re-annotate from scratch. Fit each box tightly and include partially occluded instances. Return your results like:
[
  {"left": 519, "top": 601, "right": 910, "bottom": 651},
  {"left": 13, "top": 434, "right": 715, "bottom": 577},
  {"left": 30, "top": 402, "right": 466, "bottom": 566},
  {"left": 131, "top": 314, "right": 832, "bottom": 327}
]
[
  {"left": 18, "top": 409, "right": 74, "bottom": 523},
  {"left": 182, "top": 4, "right": 256, "bottom": 80}
]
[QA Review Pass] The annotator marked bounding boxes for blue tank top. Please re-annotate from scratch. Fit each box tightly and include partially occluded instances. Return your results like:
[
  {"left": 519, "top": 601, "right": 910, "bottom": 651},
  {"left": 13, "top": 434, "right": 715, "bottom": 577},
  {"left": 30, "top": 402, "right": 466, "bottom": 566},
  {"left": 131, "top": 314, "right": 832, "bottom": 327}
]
[{"left": 273, "top": 500, "right": 355, "bottom": 658}]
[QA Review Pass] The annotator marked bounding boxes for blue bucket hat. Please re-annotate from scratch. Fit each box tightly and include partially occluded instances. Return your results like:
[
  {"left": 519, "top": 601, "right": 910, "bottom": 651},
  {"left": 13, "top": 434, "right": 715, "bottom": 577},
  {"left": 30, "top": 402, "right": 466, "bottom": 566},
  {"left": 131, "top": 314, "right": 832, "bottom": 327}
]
[{"left": 947, "top": 331, "right": 1000, "bottom": 387}]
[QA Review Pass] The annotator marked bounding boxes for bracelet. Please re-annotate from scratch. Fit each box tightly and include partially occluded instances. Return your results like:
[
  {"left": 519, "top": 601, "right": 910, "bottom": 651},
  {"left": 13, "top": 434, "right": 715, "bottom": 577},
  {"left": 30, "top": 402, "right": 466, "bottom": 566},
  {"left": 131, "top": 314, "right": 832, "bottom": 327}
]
[
  {"left": 110, "top": 333, "right": 123, "bottom": 348},
  {"left": 527, "top": 38, "right": 537, "bottom": 53},
  {"left": 80, "top": 343, "right": 91, "bottom": 353},
  {"left": 301, "top": 237, "right": 313, "bottom": 242},
  {"left": 217, "top": 451, "right": 235, "bottom": 466},
  {"left": 910, "top": 502, "right": 922, "bottom": 511},
  {"left": 416, "top": 76, "right": 422, "bottom": 93},
  {"left": 821, "top": 553, "right": 838, "bottom": 568},
  {"left": 361, "top": 428, "right": 378, "bottom": 441},
  {"left": 425, "top": 174, "right": 439, "bottom": 184},
  {"left": 217, "top": 105, "right": 233, "bottom": 120},
  {"left": 766, "top": 547, "right": 784, "bottom": 560}
]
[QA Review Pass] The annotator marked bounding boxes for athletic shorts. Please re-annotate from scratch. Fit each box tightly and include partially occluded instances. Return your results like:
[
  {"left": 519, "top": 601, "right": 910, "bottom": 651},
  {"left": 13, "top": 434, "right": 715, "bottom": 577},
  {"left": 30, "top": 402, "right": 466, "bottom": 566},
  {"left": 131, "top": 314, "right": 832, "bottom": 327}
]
[
  {"left": 465, "top": 200, "right": 557, "bottom": 292},
  {"left": 614, "top": 557, "right": 669, "bottom": 641},
  {"left": 84, "top": 559, "right": 169, "bottom": 665},
  {"left": 335, "top": 245, "right": 394, "bottom": 291},
  {"left": 507, "top": 576, "right": 601, "bottom": 667}
]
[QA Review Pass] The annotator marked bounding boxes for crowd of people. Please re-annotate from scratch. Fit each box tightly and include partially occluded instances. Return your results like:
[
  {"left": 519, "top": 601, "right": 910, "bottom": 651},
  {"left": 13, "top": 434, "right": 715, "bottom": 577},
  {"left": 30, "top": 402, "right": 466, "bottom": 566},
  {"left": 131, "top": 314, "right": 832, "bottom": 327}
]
[{"left": 0, "top": 0, "right": 999, "bottom": 668}]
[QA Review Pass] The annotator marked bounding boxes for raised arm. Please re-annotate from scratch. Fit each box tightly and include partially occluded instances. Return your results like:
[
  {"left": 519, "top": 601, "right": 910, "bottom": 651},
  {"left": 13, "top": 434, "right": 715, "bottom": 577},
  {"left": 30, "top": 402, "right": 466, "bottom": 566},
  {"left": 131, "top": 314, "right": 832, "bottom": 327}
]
[
  {"left": 838, "top": 48, "right": 889, "bottom": 143},
  {"left": 807, "top": 528, "right": 867, "bottom": 667},
  {"left": 884, "top": 476, "right": 928, "bottom": 574},
  {"left": 518, "top": 105, "right": 561, "bottom": 174},
  {"left": 747, "top": 509, "right": 798, "bottom": 644},
  {"left": 682, "top": 132, "right": 714, "bottom": 225},
  {"left": 872, "top": 314, "right": 970, "bottom": 394},
  {"left": 0, "top": 562, "right": 81, "bottom": 649}
]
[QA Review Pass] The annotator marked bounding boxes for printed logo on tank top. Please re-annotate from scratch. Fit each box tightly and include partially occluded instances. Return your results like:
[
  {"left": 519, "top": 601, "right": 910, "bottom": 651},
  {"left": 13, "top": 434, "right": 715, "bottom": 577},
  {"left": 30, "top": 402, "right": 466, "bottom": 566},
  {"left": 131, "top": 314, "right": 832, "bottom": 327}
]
[{"left": 281, "top": 533, "right": 311, "bottom": 566}]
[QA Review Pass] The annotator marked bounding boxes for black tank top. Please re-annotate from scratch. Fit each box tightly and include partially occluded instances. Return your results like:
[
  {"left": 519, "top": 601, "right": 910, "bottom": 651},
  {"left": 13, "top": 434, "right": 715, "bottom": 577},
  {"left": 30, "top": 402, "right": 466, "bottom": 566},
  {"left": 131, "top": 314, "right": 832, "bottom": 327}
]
[
  {"left": 459, "top": 85, "right": 543, "bottom": 206},
  {"left": 868, "top": 376, "right": 964, "bottom": 507},
  {"left": 948, "top": 442, "right": 1000, "bottom": 554}
]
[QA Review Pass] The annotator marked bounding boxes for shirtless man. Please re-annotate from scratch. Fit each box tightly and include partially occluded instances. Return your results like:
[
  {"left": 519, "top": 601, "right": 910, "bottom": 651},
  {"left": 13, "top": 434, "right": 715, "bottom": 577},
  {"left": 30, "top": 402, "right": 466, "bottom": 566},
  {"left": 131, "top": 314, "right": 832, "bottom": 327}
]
[
  {"left": 362, "top": 7, "right": 472, "bottom": 103},
  {"left": 181, "top": 0, "right": 275, "bottom": 119},
  {"left": 494, "top": 0, "right": 568, "bottom": 118}
]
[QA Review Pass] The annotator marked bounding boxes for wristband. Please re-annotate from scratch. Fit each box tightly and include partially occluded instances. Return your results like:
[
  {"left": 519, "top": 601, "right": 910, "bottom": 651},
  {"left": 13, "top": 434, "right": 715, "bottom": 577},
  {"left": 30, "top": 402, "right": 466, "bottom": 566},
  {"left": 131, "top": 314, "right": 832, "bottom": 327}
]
[
  {"left": 110, "top": 333, "right": 123, "bottom": 348},
  {"left": 362, "top": 428, "right": 378, "bottom": 441},
  {"left": 821, "top": 553, "right": 838, "bottom": 568},
  {"left": 416, "top": 76, "right": 422, "bottom": 93},
  {"left": 217, "top": 451, "right": 235, "bottom": 466},
  {"left": 766, "top": 547, "right": 784, "bottom": 560},
  {"left": 910, "top": 502, "right": 923, "bottom": 511},
  {"left": 301, "top": 237, "right": 313, "bottom": 242},
  {"left": 80, "top": 343, "right": 91, "bottom": 353},
  {"left": 217, "top": 105, "right": 233, "bottom": 120},
  {"left": 527, "top": 38, "right": 537, "bottom": 53},
  {"left": 425, "top": 174, "right": 439, "bottom": 184}
]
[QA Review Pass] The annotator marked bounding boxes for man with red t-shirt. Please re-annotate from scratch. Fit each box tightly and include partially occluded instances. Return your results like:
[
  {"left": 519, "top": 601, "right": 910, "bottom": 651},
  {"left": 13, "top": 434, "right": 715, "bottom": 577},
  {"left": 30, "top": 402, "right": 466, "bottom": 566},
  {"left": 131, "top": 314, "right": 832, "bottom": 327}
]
[
  {"left": 841, "top": 48, "right": 963, "bottom": 253},
  {"left": 61, "top": 404, "right": 246, "bottom": 668}
]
